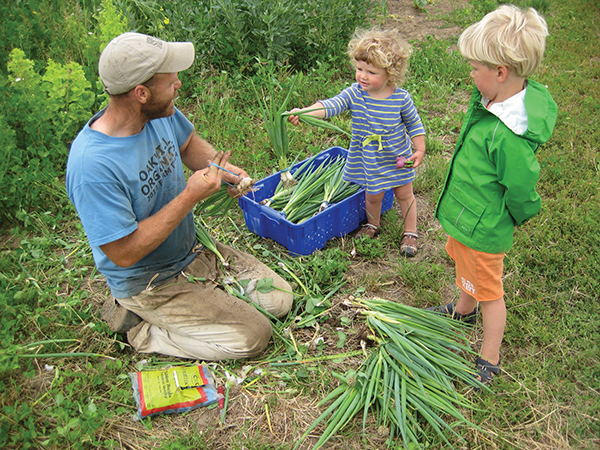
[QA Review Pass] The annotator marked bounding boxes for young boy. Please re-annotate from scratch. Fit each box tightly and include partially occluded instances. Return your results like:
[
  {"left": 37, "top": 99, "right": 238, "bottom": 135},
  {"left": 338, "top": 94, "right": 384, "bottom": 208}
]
[{"left": 430, "top": 5, "right": 558, "bottom": 386}]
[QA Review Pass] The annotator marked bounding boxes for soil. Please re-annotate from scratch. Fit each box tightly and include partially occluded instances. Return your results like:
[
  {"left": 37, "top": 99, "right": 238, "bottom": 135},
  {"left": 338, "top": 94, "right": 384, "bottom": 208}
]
[
  {"left": 97, "top": 1, "right": 472, "bottom": 448},
  {"left": 383, "top": 0, "right": 467, "bottom": 41}
]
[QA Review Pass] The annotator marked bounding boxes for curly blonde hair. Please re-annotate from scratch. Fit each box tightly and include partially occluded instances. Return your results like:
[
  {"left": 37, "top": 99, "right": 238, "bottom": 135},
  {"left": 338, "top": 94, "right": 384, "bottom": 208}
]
[
  {"left": 347, "top": 28, "right": 412, "bottom": 88},
  {"left": 459, "top": 5, "right": 549, "bottom": 78}
]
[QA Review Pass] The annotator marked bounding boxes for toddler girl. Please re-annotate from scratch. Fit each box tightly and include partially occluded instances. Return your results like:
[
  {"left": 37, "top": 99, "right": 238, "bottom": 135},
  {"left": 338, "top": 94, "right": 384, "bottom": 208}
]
[{"left": 288, "top": 28, "right": 426, "bottom": 256}]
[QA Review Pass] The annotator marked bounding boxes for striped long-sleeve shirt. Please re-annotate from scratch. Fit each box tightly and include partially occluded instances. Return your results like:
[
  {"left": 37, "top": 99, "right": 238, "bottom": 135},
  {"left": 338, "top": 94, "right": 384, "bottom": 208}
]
[{"left": 321, "top": 83, "right": 425, "bottom": 194}]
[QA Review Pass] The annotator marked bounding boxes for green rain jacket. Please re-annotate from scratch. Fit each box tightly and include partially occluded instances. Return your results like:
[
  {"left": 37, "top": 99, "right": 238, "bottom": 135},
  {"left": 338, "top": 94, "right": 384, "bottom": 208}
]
[{"left": 435, "top": 80, "right": 558, "bottom": 254}]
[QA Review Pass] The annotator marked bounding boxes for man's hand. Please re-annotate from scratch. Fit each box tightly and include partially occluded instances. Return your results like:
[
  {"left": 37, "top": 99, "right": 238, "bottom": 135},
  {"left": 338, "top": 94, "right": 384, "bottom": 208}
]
[{"left": 186, "top": 150, "right": 231, "bottom": 201}]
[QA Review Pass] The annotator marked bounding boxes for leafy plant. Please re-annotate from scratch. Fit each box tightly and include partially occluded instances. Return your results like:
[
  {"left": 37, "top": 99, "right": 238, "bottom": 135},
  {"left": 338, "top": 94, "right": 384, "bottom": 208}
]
[
  {"left": 0, "top": 49, "right": 95, "bottom": 223},
  {"left": 414, "top": 0, "right": 428, "bottom": 10},
  {"left": 152, "top": 0, "right": 380, "bottom": 74},
  {"left": 304, "top": 247, "right": 350, "bottom": 287},
  {"left": 354, "top": 234, "right": 386, "bottom": 259}
]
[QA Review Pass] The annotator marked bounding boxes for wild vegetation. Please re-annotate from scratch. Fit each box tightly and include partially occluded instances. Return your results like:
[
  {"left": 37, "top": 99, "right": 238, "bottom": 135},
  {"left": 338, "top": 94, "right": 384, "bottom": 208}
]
[{"left": 0, "top": 0, "right": 598, "bottom": 449}]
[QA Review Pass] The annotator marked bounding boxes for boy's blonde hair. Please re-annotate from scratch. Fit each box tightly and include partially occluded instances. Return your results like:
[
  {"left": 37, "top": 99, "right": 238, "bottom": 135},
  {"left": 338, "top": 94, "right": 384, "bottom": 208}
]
[
  {"left": 459, "top": 4, "right": 549, "bottom": 78},
  {"left": 348, "top": 28, "right": 411, "bottom": 88}
]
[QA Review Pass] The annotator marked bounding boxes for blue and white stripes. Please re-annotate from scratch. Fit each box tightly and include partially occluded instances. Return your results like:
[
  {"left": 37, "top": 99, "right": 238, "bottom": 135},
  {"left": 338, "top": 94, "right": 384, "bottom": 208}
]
[{"left": 321, "top": 83, "right": 425, "bottom": 194}]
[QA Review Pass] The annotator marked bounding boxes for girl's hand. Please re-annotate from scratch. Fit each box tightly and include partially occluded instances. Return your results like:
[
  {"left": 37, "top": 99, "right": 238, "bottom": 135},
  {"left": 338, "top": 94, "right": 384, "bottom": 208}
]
[
  {"left": 287, "top": 108, "right": 302, "bottom": 126},
  {"left": 408, "top": 150, "right": 425, "bottom": 169}
]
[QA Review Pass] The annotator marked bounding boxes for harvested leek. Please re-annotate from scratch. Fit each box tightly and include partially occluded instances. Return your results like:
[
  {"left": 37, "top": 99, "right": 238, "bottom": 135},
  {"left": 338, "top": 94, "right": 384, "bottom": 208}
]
[
  {"left": 294, "top": 298, "right": 484, "bottom": 450},
  {"left": 267, "top": 154, "right": 360, "bottom": 224},
  {"left": 252, "top": 74, "right": 300, "bottom": 186}
]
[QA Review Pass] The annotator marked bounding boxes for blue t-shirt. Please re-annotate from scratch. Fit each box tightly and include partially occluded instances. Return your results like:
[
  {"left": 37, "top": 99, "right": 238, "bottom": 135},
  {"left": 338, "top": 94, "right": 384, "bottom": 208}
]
[
  {"left": 66, "top": 108, "right": 197, "bottom": 298},
  {"left": 320, "top": 83, "right": 425, "bottom": 194}
]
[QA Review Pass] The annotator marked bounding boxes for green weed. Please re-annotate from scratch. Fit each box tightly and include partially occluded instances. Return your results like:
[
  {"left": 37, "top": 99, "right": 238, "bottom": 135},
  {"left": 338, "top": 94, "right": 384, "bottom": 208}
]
[
  {"left": 354, "top": 234, "right": 386, "bottom": 259},
  {"left": 413, "top": 154, "right": 448, "bottom": 199}
]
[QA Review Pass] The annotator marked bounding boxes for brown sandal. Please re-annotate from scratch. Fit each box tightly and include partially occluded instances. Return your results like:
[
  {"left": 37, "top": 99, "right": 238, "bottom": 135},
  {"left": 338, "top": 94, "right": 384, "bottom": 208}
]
[
  {"left": 356, "top": 223, "right": 379, "bottom": 239},
  {"left": 400, "top": 232, "right": 418, "bottom": 257}
]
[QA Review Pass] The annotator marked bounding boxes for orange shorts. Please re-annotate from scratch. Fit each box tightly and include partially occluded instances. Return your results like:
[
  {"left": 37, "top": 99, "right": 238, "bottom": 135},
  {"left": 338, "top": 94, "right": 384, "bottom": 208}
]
[{"left": 445, "top": 236, "right": 505, "bottom": 302}]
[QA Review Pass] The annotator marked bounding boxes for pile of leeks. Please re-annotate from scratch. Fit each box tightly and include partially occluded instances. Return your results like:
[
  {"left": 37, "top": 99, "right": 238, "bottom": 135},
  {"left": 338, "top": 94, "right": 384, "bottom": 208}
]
[
  {"left": 295, "top": 297, "right": 484, "bottom": 450},
  {"left": 264, "top": 153, "right": 360, "bottom": 224}
]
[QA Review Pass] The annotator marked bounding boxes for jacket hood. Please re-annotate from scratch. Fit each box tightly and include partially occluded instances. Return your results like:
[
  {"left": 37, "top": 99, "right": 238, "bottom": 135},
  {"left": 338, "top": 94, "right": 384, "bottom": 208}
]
[
  {"left": 521, "top": 79, "right": 558, "bottom": 146},
  {"left": 480, "top": 79, "right": 558, "bottom": 147}
]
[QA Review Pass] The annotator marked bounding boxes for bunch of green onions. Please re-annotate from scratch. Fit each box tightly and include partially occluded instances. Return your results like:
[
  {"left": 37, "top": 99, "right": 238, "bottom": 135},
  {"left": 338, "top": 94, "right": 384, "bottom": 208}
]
[
  {"left": 197, "top": 182, "right": 236, "bottom": 217},
  {"left": 253, "top": 75, "right": 350, "bottom": 187},
  {"left": 294, "top": 297, "right": 483, "bottom": 450},
  {"left": 266, "top": 154, "right": 360, "bottom": 224},
  {"left": 252, "top": 74, "right": 300, "bottom": 186}
]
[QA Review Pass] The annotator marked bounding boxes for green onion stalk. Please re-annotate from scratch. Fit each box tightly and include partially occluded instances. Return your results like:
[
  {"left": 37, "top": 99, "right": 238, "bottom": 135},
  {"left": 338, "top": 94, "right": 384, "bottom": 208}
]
[
  {"left": 282, "top": 108, "right": 351, "bottom": 139},
  {"left": 252, "top": 74, "right": 300, "bottom": 186},
  {"left": 294, "top": 297, "right": 485, "bottom": 450},
  {"left": 194, "top": 218, "right": 226, "bottom": 266}
]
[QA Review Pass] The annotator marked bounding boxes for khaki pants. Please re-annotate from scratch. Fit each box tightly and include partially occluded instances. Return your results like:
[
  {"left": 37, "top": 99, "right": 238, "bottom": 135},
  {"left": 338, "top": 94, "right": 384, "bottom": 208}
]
[{"left": 116, "top": 242, "right": 293, "bottom": 361}]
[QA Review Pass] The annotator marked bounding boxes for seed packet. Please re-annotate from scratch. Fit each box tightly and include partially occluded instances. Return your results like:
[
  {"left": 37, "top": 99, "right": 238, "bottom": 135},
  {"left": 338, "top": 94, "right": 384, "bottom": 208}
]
[{"left": 130, "top": 364, "right": 220, "bottom": 419}]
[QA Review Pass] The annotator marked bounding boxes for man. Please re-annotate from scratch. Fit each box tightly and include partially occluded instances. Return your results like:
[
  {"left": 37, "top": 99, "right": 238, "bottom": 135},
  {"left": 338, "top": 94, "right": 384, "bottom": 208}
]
[{"left": 66, "top": 32, "right": 293, "bottom": 360}]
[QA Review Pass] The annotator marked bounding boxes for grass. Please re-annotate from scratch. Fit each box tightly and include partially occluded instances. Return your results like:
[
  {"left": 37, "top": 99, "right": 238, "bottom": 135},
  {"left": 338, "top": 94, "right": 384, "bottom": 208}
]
[{"left": 1, "top": 0, "right": 599, "bottom": 449}]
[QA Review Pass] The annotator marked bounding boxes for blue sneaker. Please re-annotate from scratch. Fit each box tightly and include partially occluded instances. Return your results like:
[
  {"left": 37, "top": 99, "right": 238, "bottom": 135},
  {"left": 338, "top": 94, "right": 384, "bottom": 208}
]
[{"left": 426, "top": 302, "right": 477, "bottom": 325}]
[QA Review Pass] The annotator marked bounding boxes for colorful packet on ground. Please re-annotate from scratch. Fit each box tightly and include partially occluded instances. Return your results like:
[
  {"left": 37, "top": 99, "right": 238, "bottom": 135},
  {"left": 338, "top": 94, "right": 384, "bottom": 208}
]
[{"left": 130, "top": 364, "right": 220, "bottom": 419}]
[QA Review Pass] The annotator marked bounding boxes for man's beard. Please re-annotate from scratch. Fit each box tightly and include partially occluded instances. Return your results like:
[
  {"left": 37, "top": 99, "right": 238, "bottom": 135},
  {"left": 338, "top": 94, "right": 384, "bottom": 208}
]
[{"left": 141, "top": 96, "right": 175, "bottom": 121}]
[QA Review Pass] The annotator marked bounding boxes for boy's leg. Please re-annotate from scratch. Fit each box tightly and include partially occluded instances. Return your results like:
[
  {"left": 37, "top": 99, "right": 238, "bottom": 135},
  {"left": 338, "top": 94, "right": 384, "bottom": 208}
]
[
  {"left": 455, "top": 288, "right": 478, "bottom": 316},
  {"left": 457, "top": 289, "right": 505, "bottom": 364},
  {"left": 478, "top": 296, "right": 506, "bottom": 366}
]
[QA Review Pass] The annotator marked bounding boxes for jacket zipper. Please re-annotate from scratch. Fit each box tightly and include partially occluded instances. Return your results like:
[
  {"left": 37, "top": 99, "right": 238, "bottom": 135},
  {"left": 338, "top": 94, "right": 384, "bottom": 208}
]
[{"left": 455, "top": 207, "right": 465, "bottom": 227}]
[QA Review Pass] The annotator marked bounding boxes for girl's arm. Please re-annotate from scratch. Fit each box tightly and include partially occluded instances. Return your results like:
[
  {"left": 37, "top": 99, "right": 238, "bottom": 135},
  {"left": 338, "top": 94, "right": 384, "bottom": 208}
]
[
  {"left": 287, "top": 101, "right": 326, "bottom": 125},
  {"left": 408, "top": 134, "right": 426, "bottom": 168}
]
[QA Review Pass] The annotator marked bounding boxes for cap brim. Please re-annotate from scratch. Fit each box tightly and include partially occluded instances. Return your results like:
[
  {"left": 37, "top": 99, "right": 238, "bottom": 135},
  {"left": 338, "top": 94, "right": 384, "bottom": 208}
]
[{"left": 157, "top": 42, "right": 195, "bottom": 74}]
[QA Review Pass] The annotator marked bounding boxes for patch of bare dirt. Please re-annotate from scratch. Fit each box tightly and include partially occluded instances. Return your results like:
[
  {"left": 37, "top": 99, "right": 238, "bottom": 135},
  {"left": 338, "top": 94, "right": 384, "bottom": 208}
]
[{"left": 384, "top": 0, "right": 468, "bottom": 41}]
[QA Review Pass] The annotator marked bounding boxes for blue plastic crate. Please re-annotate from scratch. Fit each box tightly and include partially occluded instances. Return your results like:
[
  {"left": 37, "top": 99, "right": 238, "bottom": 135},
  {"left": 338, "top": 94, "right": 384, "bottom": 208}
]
[{"left": 239, "top": 147, "right": 395, "bottom": 256}]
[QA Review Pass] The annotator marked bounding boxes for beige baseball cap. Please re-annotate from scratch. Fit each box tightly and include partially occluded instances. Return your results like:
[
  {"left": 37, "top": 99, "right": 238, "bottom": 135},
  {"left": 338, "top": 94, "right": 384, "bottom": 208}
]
[{"left": 99, "top": 32, "right": 195, "bottom": 95}]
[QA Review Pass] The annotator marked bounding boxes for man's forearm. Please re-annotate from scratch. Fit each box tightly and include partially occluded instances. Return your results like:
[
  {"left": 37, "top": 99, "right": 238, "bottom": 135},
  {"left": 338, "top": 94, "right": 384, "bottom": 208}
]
[
  {"left": 100, "top": 188, "right": 199, "bottom": 267},
  {"left": 100, "top": 151, "right": 229, "bottom": 267}
]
